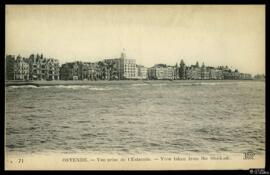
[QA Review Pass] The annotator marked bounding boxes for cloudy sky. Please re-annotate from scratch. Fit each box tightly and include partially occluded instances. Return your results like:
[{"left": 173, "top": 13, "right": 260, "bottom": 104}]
[{"left": 6, "top": 5, "right": 265, "bottom": 75}]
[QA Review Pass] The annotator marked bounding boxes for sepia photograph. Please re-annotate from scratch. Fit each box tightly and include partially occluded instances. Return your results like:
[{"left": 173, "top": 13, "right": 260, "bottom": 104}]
[{"left": 5, "top": 5, "right": 266, "bottom": 170}]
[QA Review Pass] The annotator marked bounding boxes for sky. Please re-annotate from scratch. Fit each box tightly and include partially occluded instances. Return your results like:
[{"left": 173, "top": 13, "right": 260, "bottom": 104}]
[{"left": 6, "top": 5, "right": 265, "bottom": 75}]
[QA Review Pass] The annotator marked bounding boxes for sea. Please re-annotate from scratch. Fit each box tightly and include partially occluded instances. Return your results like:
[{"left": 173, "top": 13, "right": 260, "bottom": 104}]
[{"left": 5, "top": 80, "right": 265, "bottom": 155}]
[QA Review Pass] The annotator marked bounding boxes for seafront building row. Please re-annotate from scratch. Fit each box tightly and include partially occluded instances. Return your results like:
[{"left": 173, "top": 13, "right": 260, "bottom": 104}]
[
  {"left": 6, "top": 54, "right": 60, "bottom": 81},
  {"left": 5, "top": 52, "right": 255, "bottom": 81}
]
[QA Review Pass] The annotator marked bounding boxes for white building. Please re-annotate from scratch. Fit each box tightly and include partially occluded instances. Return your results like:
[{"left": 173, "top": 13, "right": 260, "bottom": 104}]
[
  {"left": 105, "top": 52, "right": 136, "bottom": 80},
  {"left": 136, "top": 65, "right": 148, "bottom": 79}
]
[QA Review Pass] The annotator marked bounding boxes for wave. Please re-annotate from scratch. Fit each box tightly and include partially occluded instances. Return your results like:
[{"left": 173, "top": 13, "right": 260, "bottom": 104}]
[
  {"left": 7, "top": 85, "right": 38, "bottom": 88},
  {"left": 43, "top": 85, "right": 118, "bottom": 91},
  {"left": 6, "top": 81, "right": 251, "bottom": 90},
  {"left": 8, "top": 85, "right": 118, "bottom": 91},
  {"left": 195, "top": 82, "right": 235, "bottom": 86},
  {"left": 192, "top": 82, "right": 218, "bottom": 86},
  {"left": 131, "top": 83, "right": 149, "bottom": 86},
  {"left": 50, "top": 85, "right": 93, "bottom": 90},
  {"left": 151, "top": 82, "right": 223, "bottom": 86},
  {"left": 152, "top": 83, "right": 167, "bottom": 86},
  {"left": 175, "top": 82, "right": 239, "bottom": 86}
]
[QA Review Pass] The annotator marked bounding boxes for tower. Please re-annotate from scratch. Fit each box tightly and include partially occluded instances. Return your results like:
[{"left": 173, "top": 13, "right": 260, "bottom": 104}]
[
  {"left": 121, "top": 48, "right": 126, "bottom": 59},
  {"left": 179, "top": 59, "right": 186, "bottom": 80}
]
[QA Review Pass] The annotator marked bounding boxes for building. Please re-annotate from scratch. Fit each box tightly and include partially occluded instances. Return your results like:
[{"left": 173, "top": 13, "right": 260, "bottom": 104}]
[
  {"left": 191, "top": 67, "right": 201, "bottom": 80},
  {"left": 7, "top": 53, "right": 256, "bottom": 82},
  {"left": 239, "top": 73, "right": 252, "bottom": 80},
  {"left": 167, "top": 66, "right": 175, "bottom": 80},
  {"left": 60, "top": 61, "right": 105, "bottom": 80},
  {"left": 81, "top": 62, "right": 89, "bottom": 80},
  {"left": 6, "top": 54, "right": 59, "bottom": 81},
  {"left": 46, "top": 58, "right": 60, "bottom": 80},
  {"left": 201, "top": 63, "right": 210, "bottom": 80},
  {"left": 186, "top": 64, "right": 201, "bottom": 80},
  {"left": 60, "top": 63, "right": 71, "bottom": 80},
  {"left": 29, "top": 54, "right": 41, "bottom": 80},
  {"left": 80, "top": 62, "right": 98, "bottom": 80},
  {"left": 232, "top": 70, "right": 240, "bottom": 80},
  {"left": 103, "top": 58, "right": 121, "bottom": 80},
  {"left": 148, "top": 64, "right": 174, "bottom": 80},
  {"left": 155, "top": 66, "right": 167, "bottom": 80},
  {"left": 174, "top": 63, "right": 179, "bottom": 80},
  {"left": 14, "top": 55, "right": 29, "bottom": 80},
  {"left": 136, "top": 65, "right": 148, "bottom": 79},
  {"left": 29, "top": 54, "right": 60, "bottom": 80},
  {"left": 254, "top": 74, "right": 265, "bottom": 80},
  {"left": 103, "top": 59, "right": 119, "bottom": 80},
  {"left": 123, "top": 56, "right": 136, "bottom": 79},
  {"left": 104, "top": 52, "right": 136, "bottom": 80},
  {"left": 216, "top": 69, "right": 224, "bottom": 80},
  {"left": 147, "top": 67, "right": 155, "bottom": 80},
  {"left": 216, "top": 66, "right": 233, "bottom": 80},
  {"left": 208, "top": 67, "right": 222, "bottom": 80},
  {"left": 179, "top": 60, "right": 186, "bottom": 80},
  {"left": 185, "top": 67, "right": 192, "bottom": 80},
  {"left": 5, "top": 55, "right": 15, "bottom": 80},
  {"left": 222, "top": 70, "right": 233, "bottom": 80},
  {"left": 60, "top": 61, "right": 81, "bottom": 80}
]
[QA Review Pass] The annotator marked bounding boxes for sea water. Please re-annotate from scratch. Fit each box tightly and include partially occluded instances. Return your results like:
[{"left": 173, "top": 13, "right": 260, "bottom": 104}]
[{"left": 5, "top": 80, "right": 265, "bottom": 155}]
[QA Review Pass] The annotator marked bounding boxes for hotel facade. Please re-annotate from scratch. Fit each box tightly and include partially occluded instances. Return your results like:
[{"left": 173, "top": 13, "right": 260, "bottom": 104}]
[
  {"left": 5, "top": 54, "right": 60, "bottom": 81},
  {"left": 28, "top": 54, "right": 60, "bottom": 80},
  {"left": 148, "top": 64, "right": 175, "bottom": 80},
  {"left": 14, "top": 55, "right": 29, "bottom": 80},
  {"left": 104, "top": 52, "right": 137, "bottom": 80}
]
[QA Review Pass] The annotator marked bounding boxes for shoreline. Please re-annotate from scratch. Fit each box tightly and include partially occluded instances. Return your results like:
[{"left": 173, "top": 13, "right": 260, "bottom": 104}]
[{"left": 5, "top": 79, "right": 262, "bottom": 87}]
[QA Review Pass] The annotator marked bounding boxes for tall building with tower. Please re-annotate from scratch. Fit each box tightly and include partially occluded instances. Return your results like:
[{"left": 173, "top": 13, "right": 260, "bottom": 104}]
[{"left": 105, "top": 51, "right": 136, "bottom": 80}]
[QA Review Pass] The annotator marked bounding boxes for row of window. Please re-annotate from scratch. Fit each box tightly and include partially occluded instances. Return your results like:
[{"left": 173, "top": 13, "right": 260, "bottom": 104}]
[
  {"left": 14, "top": 71, "right": 28, "bottom": 74},
  {"left": 124, "top": 74, "right": 136, "bottom": 77}
]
